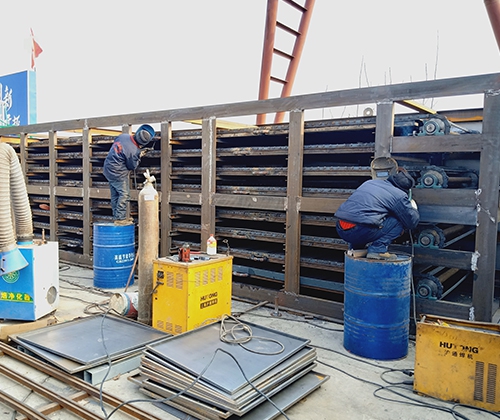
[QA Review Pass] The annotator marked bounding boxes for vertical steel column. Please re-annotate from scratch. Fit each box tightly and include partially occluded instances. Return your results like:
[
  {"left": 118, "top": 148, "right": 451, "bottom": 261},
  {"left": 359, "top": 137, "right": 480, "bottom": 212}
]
[
  {"left": 160, "top": 121, "right": 173, "bottom": 257},
  {"left": 374, "top": 101, "right": 394, "bottom": 158},
  {"left": 19, "top": 133, "right": 27, "bottom": 177},
  {"left": 48, "top": 130, "right": 57, "bottom": 241},
  {"left": 284, "top": 110, "right": 304, "bottom": 293},
  {"left": 473, "top": 90, "right": 500, "bottom": 321},
  {"left": 122, "top": 124, "right": 132, "bottom": 219},
  {"left": 201, "top": 117, "right": 217, "bottom": 249},
  {"left": 82, "top": 125, "right": 91, "bottom": 256}
]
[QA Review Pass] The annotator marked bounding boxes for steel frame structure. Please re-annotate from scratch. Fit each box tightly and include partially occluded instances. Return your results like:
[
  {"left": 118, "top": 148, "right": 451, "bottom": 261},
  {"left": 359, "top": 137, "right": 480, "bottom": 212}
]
[{"left": 1, "top": 73, "right": 499, "bottom": 322}]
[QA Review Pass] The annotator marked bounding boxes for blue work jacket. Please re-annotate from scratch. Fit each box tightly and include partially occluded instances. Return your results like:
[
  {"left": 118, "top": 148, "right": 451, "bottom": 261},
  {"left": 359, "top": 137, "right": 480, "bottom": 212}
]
[
  {"left": 103, "top": 134, "right": 141, "bottom": 181},
  {"left": 335, "top": 179, "right": 420, "bottom": 230}
]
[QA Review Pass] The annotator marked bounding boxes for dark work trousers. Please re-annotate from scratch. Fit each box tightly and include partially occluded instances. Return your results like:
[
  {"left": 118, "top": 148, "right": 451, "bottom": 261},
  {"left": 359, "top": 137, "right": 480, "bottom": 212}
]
[
  {"left": 108, "top": 177, "right": 130, "bottom": 220},
  {"left": 336, "top": 216, "right": 404, "bottom": 253}
]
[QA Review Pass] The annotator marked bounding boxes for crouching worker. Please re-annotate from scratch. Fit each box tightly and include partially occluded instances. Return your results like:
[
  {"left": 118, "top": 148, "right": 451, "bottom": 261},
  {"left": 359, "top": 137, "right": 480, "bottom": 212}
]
[
  {"left": 335, "top": 169, "right": 420, "bottom": 260},
  {"left": 103, "top": 124, "right": 156, "bottom": 225}
]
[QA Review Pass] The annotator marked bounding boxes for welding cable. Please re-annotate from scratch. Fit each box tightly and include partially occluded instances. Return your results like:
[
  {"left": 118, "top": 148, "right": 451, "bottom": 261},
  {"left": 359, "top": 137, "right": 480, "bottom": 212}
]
[
  {"left": 408, "top": 229, "right": 418, "bottom": 328},
  {"left": 239, "top": 311, "right": 344, "bottom": 332},
  {"left": 98, "top": 308, "right": 115, "bottom": 419},
  {"left": 372, "top": 385, "right": 472, "bottom": 420},
  {"left": 450, "top": 403, "right": 500, "bottom": 420},
  {"left": 219, "top": 314, "right": 285, "bottom": 355},
  {"left": 380, "top": 368, "right": 414, "bottom": 386},
  {"left": 317, "top": 359, "right": 475, "bottom": 420},
  {"left": 313, "top": 343, "right": 415, "bottom": 372},
  {"left": 103, "top": 347, "right": 291, "bottom": 420}
]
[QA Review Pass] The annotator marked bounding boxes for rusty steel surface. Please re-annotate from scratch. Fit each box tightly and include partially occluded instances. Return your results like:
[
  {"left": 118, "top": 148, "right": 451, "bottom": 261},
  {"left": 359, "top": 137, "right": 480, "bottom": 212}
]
[{"left": 485, "top": 0, "right": 500, "bottom": 51}]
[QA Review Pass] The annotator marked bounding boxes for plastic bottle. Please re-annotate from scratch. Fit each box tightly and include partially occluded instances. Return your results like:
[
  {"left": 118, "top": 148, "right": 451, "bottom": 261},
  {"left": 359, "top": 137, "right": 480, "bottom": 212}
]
[{"left": 207, "top": 234, "right": 217, "bottom": 255}]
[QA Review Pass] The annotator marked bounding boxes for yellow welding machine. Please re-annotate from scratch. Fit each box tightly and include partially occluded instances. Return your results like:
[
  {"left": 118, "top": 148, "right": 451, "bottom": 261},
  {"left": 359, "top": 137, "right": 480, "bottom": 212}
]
[
  {"left": 152, "top": 254, "right": 233, "bottom": 335},
  {"left": 414, "top": 314, "right": 500, "bottom": 411}
]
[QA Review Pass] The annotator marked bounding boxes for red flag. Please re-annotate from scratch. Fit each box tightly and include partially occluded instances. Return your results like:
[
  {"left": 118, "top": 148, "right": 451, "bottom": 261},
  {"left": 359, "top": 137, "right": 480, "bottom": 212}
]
[{"left": 30, "top": 28, "right": 43, "bottom": 70}]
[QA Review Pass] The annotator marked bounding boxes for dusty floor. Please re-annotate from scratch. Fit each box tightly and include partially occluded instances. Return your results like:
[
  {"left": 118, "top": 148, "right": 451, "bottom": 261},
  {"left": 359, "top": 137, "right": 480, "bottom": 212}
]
[{"left": 0, "top": 263, "right": 497, "bottom": 420}]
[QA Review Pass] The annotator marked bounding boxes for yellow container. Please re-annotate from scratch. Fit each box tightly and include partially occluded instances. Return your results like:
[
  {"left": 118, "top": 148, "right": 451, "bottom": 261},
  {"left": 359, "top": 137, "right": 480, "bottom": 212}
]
[
  {"left": 152, "top": 254, "right": 233, "bottom": 335},
  {"left": 414, "top": 314, "right": 500, "bottom": 411}
]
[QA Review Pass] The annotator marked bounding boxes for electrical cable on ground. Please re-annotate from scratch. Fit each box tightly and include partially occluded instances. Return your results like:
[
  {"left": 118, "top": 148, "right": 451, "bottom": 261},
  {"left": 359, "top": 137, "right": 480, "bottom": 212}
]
[
  {"left": 238, "top": 306, "right": 499, "bottom": 419},
  {"left": 219, "top": 314, "right": 285, "bottom": 355},
  {"left": 98, "top": 312, "right": 290, "bottom": 419}
]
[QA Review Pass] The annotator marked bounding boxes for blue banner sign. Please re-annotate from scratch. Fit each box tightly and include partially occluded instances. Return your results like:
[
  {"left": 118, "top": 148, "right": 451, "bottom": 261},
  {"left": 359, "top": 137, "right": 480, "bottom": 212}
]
[{"left": 0, "top": 70, "right": 37, "bottom": 127}]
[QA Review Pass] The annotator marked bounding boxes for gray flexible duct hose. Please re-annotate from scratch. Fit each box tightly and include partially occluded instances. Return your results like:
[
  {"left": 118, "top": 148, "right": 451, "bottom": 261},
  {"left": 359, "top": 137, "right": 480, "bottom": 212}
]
[{"left": 0, "top": 143, "right": 33, "bottom": 251}]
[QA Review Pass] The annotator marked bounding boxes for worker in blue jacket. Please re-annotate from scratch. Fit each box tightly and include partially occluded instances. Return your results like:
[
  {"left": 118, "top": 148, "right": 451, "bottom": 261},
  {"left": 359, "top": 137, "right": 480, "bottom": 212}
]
[
  {"left": 335, "top": 169, "right": 420, "bottom": 260},
  {"left": 103, "top": 124, "right": 155, "bottom": 225}
]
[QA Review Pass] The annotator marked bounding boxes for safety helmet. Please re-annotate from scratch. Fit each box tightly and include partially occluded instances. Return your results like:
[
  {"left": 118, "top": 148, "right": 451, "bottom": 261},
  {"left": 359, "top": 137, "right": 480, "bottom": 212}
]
[{"left": 135, "top": 124, "right": 155, "bottom": 146}]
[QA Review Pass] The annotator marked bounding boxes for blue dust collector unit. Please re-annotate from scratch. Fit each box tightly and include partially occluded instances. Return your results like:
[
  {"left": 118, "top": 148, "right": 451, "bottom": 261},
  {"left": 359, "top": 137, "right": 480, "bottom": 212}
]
[{"left": 0, "top": 241, "right": 59, "bottom": 321}]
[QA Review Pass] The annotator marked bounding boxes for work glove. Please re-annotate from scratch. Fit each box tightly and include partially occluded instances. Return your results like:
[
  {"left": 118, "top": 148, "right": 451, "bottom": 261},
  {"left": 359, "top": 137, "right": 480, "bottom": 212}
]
[
  {"left": 410, "top": 199, "right": 418, "bottom": 210},
  {"left": 139, "top": 147, "right": 153, "bottom": 158}
]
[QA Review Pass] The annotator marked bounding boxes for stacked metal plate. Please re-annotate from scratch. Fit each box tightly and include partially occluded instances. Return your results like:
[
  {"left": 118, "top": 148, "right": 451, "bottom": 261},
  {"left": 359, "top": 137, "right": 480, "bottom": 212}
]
[
  {"left": 136, "top": 318, "right": 329, "bottom": 419},
  {"left": 11, "top": 314, "right": 170, "bottom": 384}
]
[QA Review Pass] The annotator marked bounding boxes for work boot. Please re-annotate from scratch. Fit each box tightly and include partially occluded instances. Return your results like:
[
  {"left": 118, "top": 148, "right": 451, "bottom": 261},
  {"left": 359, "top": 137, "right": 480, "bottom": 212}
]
[
  {"left": 114, "top": 219, "right": 133, "bottom": 226},
  {"left": 366, "top": 252, "right": 398, "bottom": 261}
]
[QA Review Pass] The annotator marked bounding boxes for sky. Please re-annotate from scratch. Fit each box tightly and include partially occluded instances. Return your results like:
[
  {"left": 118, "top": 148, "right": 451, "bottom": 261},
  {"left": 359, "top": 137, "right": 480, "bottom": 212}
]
[{"left": 2, "top": 0, "right": 499, "bottom": 125}]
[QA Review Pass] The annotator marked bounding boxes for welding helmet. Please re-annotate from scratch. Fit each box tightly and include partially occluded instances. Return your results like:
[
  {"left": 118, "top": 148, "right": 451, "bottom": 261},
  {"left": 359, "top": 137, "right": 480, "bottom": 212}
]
[
  {"left": 135, "top": 124, "right": 155, "bottom": 146},
  {"left": 388, "top": 169, "right": 415, "bottom": 193},
  {"left": 370, "top": 157, "right": 398, "bottom": 180}
]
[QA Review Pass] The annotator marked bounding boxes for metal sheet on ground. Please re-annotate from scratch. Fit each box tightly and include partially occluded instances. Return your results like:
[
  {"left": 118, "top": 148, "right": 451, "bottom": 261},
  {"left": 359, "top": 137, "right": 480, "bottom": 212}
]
[
  {"left": 140, "top": 346, "right": 317, "bottom": 409},
  {"left": 14, "top": 314, "right": 169, "bottom": 365},
  {"left": 138, "top": 371, "right": 329, "bottom": 420},
  {"left": 142, "top": 364, "right": 316, "bottom": 416},
  {"left": 145, "top": 320, "right": 310, "bottom": 395},
  {"left": 11, "top": 334, "right": 142, "bottom": 374}
]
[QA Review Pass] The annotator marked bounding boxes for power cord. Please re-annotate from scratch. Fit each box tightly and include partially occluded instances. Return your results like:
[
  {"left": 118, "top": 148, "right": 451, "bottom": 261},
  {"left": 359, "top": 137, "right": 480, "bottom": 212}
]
[{"left": 219, "top": 314, "right": 285, "bottom": 355}]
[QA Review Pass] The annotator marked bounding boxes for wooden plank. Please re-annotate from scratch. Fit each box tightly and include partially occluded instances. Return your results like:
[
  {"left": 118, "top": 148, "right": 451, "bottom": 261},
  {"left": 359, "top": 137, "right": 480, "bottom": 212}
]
[
  {"left": 473, "top": 91, "right": 500, "bottom": 321},
  {"left": 213, "top": 194, "right": 286, "bottom": 211},
  {"left": 169, "top": 191, "right": 202, "bottom": 205},
  {"left": 285, "top": 110, "right": 304, "bottom": 294},
  {"left": 392, "top": 134, "right": 483, "bottom": 153},
  {"left": 201, "top": 117, "right": 217, "bottom": 249},
  {"left": 48, "top": 131, "right": 57, "bottom": 241},
  {"left": 300, "top": 197, "right": 345, "bottom": 213},
  {"left": 54, "top": 186, "right": 83, "bottom": 197},
  {"left": 27, "top": 185, "right": 50, "bottom": 195},
  {"left": 0, "top": 315, "right": 57, "bottom": 342},
  {"left": 411, "top": 188, "right": 477, "bottom": 206},
  {"left": 1, "top": 73, "right": 499, "bottom": 135},
  {"left": 160, "top": 121, "right": 173, "bottom": 257},
  {"left": 82, "top": 127, "right": 91, "bottom": 256},
  {"left": 19, "top": 133, "right": 27, "bottom": 176}
]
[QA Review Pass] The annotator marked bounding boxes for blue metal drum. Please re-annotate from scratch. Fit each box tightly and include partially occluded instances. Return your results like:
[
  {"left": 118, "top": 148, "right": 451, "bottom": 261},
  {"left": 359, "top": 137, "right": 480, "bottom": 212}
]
[
  {"left": 343, "top": 253, "right": 412, "bottom": 360},
  {"left": 93, "top": 223, "right": 135, "bottom": 288}
]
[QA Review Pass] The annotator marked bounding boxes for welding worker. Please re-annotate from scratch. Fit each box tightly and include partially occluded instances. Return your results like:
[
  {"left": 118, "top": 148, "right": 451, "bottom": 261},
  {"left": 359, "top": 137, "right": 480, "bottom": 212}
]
[
  {"left": 103, "top": 124, "right": 155, "bottom": 225},
  {"left": 335, "top": 169, "right": 420, "bottom": 260}
]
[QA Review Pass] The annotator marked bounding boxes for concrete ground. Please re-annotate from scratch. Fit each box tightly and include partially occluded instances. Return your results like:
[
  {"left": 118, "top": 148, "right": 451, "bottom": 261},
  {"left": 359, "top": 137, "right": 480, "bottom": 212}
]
[{"left": 0, "top": 263, "right": 497, "bottom": 420}]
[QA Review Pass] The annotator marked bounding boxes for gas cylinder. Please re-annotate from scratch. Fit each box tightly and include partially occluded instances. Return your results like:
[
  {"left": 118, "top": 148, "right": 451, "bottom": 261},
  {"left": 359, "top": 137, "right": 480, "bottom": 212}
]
[{"left": 137, "top": 169, "right": 159, "bottom": 325}]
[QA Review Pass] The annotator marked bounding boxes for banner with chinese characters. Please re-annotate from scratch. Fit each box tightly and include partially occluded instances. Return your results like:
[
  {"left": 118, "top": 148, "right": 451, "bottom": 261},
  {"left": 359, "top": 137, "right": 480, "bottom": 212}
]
[{"left": 0, "top": 70, "right": 37, "bottom": 127}]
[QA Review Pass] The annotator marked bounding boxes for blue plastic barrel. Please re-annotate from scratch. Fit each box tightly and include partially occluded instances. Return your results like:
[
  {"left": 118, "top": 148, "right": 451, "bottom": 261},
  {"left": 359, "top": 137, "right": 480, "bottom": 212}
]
[
  {"left": 343, "top": 253, "right": 411, "bottom": 360},
  {"left": 93, "top": 223, "right": 135, "bottom": 288}
]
